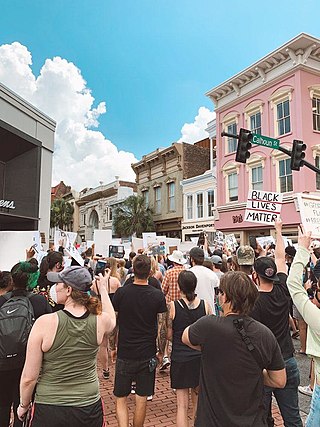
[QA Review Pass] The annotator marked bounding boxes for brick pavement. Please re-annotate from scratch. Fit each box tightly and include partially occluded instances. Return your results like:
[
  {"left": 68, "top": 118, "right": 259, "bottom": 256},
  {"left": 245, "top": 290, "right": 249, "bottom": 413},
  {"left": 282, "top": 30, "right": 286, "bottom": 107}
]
[{"left": 99, "top": 364, "right": 285, "bottom": 426}]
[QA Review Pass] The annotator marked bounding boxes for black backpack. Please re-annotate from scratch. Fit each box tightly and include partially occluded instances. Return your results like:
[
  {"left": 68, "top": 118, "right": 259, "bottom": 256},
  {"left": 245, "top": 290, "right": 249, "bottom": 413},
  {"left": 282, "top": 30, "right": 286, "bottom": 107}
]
[{"left": 0, "top": 292, "right": 35, "bottom": 370}]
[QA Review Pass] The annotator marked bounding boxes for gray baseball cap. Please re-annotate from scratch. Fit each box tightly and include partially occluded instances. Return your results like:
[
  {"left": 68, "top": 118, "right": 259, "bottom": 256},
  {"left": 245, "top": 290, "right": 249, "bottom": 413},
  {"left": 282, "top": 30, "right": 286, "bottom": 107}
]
[
  {"left": 210, "top": 255, "right": 222, "bottom": 266},
  {"left": 47, "top": 266, "right": 92, "bottom": 292},
  {"left": 236, "top": 245, "right": 255, "bottom": 266}
]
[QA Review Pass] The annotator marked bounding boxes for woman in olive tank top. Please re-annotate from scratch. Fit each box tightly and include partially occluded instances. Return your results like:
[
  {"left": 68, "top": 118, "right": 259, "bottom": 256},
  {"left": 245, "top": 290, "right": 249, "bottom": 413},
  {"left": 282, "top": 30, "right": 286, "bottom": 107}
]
[{"left": 17, "top": 266, "right": 116, "bottom": 427}]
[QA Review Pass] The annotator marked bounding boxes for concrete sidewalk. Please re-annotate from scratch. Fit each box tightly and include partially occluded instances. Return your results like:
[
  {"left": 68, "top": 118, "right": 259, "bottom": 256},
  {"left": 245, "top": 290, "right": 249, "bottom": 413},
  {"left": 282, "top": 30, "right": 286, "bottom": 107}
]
[{"left": 99, "top": 364, "right": 286, "bottom": 426}]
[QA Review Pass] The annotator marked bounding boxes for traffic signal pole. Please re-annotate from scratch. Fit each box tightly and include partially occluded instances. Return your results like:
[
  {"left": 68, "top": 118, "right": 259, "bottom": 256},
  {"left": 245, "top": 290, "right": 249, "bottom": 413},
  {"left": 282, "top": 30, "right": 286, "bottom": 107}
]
[{"left": 221, "top": 131, "right": 320, "bottom": 175}]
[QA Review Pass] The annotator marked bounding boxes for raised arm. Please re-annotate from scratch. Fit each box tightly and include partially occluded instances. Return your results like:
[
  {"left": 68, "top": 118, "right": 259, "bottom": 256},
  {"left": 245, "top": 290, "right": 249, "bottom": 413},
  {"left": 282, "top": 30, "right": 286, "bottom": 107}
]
[
  {"left": 95, "top": 271, "right": 116, "bottom": 334},
  {"left": 287, "top": 225, "right": 320, "bottom": 334},
  {"left": 274, "top": 218, "right": 287, "bottom": 274}
]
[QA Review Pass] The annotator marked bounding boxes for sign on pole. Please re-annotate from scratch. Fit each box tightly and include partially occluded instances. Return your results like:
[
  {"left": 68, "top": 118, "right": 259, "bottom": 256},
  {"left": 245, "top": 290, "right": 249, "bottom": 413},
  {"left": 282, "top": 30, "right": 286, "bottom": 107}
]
[
  {"left": 252, "top": 133, "right": 280, "bottom": 150},
  {"left": 297, "top": 193, "right": 320, "bottom": 238},
  {"left": 244, "top": 190, "right": 283, "bottom": 225}
]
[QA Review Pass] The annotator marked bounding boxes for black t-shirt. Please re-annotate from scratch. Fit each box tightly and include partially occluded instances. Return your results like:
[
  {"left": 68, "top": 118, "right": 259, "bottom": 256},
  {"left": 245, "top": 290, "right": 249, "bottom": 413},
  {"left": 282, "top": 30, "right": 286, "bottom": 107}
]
[
  {"left": 0, "top": 289, "right": 52, "bottom": 318},
  {"left": 123, "top": 275, "right": 162, "bottom": 291},
  {"left": 112, "top": 283, "right": 167, "bottom": 360},
  {"left": 250, "top": 272, "right": 294, "bottom": 359},
  {"left": 189, "top": 315, "right": 284, "bottom": 427}
]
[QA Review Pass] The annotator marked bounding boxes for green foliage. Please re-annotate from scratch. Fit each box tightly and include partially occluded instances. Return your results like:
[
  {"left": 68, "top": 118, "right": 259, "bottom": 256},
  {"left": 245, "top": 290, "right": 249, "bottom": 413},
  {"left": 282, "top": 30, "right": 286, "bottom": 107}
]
[
  {"left": 50, "top": 198, "right": 74, "bottom": 230},
  {"left": 113, "top": 195, "right": 155, "bottom": 238}
]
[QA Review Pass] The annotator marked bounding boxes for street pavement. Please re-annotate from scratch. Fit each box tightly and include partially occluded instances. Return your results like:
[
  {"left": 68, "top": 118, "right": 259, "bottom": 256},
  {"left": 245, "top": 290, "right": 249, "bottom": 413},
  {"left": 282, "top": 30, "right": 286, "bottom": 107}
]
[{"left": 99, "top": 343, "right": 312, "bottom": 427}]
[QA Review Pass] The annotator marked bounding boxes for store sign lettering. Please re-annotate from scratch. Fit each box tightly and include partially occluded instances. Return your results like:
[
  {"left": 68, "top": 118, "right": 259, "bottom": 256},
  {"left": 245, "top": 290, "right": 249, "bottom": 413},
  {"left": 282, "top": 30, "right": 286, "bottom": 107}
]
[
  {"left": 232, "top": 214, "right": 243, "bottom": 224},
  {"left": 0, "top": 200, "right": 16, "bottom": 209},
  {"left": 182, "top": 223, "right": 214, "bottom": 230}
]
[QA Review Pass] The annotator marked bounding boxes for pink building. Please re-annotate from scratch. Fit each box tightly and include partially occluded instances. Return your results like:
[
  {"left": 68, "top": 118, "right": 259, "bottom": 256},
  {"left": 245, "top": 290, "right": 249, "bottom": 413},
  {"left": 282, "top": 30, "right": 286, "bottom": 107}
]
[{"left": 206, "top": 33, "right": 320, "bottom": 243}]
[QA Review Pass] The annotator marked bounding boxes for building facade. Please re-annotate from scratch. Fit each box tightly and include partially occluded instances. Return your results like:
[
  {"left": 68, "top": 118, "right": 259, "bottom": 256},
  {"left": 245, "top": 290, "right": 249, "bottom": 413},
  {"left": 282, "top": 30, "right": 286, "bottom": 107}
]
[
  {"left": 132, "top": 141, "right": 210, "bottom": 238},
  {"left": 0, "top": 82, "right": 55, "bottom": 243},
  {"left": 77, "top": 178, "right": 136, "bottom": 241},
  {"left": 206, "top": 33, "right": 320, "bottom": 243}
]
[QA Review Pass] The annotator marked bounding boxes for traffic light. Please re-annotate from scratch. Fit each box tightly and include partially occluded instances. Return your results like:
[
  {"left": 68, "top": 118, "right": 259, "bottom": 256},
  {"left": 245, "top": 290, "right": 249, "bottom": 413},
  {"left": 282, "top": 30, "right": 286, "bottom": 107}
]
[
  {"left": 290, "top": 139, "right": 306, "bottom": 171},
  {"left": 236, "top": 128, "right": 252, "bottom": 163}
]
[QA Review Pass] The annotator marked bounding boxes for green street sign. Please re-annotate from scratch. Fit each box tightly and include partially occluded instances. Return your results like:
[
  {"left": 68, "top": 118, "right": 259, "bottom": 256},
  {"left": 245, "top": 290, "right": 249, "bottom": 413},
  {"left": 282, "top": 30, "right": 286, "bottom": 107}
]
[{"left": 252, "top": 133, "right": 280, "bottom": 149}]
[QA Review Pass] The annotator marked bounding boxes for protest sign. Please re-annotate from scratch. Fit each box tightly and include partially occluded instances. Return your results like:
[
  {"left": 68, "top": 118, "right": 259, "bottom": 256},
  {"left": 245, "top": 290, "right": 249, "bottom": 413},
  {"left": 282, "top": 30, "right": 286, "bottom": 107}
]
[
  {"left": 0, "top": 231, "right": 41, "bottom": 270},
  {"left": 244, "top": 190, "right": 283, "bottom": 225},
  {"left": 297, "top": 193, "right": 320, "bottom": 238},
  {"left": 64, "top": 233, "right": 84, "bottom": 266},
  {"left": 94, "top": 229, "right": 112, "bottom": 256},
  {"left": 131, "top": 237, "right": 143, "bottom": 253},
  {"left": 109, "top": 245, "right": 125, "bottom": 258},
  {"left": 142, "top": 233, "right": 157, "bottom": 250},
  {"left": 214, "top": 231, "right": 224, "bottom": 249},
  {"left": 225, "top": 234, "right": 238, "bottom": 252},
  {"left": 256, "top": 236, "right": 275, "bottom": 248}
]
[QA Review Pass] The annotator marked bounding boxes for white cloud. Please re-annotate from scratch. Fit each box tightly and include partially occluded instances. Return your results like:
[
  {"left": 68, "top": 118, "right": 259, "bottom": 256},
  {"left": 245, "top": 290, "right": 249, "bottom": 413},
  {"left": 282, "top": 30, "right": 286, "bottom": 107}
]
[
  {"left": 0, "top": 42, "right": 137, "bottom": 191},
  {"left": 178, "top": 106, "right": 216, "bottom": 144}
]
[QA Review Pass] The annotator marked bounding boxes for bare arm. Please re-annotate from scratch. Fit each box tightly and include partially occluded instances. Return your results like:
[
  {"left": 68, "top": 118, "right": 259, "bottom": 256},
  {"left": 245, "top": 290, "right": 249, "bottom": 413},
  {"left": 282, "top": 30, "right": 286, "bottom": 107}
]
[
  {"left": 182, "top": 326, "right": 201, "bottom": 351},
  {"left": 205, "top": 300, "right": 213, "bottom": 315},
  {"left": 166, "top": 302, "right": 174, "bottom": 341},
  {"left": 274, "top": 218, "right": 287, "bottom": 274},
  {"left": 95, "top": 272, "right": 116, "bottom": 334},
  {"left": 157, "top": 311, "right": 168, "bottom": 355},
  {"left": 18, "top": 318, "right": 45, "bottom": 420},
  {"left": 263, "top": 368, "right": 286, "bottom": 388}
]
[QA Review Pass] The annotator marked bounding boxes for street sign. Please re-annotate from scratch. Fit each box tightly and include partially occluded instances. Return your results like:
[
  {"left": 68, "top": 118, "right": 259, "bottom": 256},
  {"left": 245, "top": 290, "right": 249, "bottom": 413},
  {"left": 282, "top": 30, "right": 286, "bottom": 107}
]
[{"left": 252, "top": 133, "right": 280, "bottom": 150}]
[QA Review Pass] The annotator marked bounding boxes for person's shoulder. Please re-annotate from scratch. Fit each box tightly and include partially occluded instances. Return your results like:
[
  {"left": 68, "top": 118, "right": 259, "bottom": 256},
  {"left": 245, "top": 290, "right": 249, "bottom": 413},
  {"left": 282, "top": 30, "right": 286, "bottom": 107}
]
[{"left": 247, "top": 316, "right": 277, "bottom": 339}]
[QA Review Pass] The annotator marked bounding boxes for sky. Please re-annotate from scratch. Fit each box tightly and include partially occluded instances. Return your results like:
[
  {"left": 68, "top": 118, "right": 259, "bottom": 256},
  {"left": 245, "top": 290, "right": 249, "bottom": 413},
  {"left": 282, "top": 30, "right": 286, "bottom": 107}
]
[{"left": 0, "top": 0, "right": 319, "bottom": 190}]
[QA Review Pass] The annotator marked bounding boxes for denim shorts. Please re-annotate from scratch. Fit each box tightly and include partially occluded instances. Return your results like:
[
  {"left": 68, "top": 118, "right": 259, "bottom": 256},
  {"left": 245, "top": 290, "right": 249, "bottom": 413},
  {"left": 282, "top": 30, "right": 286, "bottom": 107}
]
[
  {"left": 306, "top": 384, "right": 320, "bottom": 427},
  {"left": 113, "top": 357, "right": 156, "bottom": 397}
]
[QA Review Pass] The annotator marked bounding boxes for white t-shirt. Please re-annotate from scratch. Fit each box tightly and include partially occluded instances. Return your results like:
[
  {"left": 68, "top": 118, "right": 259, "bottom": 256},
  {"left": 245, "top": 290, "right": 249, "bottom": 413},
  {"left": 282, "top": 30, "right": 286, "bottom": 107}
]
[{"left": 190, "top": 265, "right": 219, "bottom": 313}]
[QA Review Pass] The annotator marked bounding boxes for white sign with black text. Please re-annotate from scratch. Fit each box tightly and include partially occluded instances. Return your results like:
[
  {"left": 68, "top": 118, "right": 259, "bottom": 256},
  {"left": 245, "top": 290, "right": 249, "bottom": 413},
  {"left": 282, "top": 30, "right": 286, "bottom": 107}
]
[
  {"left": 245, "top": 190, "right": 283, "bottom": 225},
  {"left": 297, "top": 193, "right": 320, "bottom": 238}
]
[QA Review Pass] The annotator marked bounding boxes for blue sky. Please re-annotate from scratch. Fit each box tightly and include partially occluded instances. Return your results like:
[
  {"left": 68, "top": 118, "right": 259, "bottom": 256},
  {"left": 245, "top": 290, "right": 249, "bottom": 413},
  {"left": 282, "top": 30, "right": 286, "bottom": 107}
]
[{"left": 0, "top": 0, "right": 319, "bottom": 188}]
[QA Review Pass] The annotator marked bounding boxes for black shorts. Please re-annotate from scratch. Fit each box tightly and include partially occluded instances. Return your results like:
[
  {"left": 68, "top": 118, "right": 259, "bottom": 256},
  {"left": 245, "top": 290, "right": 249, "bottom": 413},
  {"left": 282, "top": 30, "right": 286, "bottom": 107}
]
[
  {"left": 170, "top": 357, "right": 201, "bottom": 389},
  {"left": 29, "top": 399, "right": 104, "bottom": 427},
  {"left": 113, "top": 357, "right": 156, "bottom": 398}
]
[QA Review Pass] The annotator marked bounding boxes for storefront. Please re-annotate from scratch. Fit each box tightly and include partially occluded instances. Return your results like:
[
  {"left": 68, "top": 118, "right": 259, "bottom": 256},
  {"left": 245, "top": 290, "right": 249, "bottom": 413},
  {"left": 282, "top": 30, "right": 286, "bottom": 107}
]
[
  {"left": 0, "top": 83, "right": 55, "bottom": 241},
  {"left": 181, "top": 220, "right": 215, "bottom": 242}
]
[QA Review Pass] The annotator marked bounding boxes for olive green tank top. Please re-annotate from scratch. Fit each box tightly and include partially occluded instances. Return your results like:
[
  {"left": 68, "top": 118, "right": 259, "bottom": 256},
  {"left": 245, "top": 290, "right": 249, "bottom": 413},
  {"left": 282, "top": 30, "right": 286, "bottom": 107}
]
[{"left": 35, "top": 310, "right": 100, "bottom": 406}]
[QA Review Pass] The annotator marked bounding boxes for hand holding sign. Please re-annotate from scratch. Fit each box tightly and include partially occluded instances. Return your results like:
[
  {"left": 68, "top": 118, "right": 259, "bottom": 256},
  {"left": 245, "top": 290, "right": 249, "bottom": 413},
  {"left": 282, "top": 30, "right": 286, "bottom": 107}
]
[{"left": 298, "top": 224, "right": 312, "bottom": 251}]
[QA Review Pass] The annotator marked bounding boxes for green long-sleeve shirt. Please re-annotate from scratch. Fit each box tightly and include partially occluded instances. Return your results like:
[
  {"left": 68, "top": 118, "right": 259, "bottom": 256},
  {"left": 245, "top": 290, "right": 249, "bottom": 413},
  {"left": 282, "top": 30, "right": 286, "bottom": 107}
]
[{"left": 287, "top": 246, "right": 320, "bottom": 383}]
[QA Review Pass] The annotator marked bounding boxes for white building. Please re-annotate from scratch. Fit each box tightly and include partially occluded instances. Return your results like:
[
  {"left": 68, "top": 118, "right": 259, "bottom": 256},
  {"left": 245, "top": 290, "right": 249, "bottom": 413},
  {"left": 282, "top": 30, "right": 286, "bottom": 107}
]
[
  {"left": 0, "top": 82, "right": 55, "bottom": 244},
  {"left": 77, "top": 177, "right": 136, "bottom": 241},
  {"left": 181, "top": 121, "right": 217, "bottom": 242}
]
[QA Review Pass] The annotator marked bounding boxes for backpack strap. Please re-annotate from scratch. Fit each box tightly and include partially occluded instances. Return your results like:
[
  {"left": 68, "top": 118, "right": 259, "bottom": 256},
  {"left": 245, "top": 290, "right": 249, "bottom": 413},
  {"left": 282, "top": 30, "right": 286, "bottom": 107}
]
[{"left": 233, "top": 318, "right": 264, "bottom": 370}]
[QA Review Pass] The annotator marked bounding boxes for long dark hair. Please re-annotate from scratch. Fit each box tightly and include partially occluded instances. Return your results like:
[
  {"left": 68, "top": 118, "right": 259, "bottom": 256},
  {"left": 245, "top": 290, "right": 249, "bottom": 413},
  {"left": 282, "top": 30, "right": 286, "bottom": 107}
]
[
  {"left": 38, "top": 251, "right": 63, "bottom": 288},
  {"left": 0, "top": 271, "right": 13, "bottom": 290},
  {"left": 178, "top": 270, "right": 197, "bottom": 302}
]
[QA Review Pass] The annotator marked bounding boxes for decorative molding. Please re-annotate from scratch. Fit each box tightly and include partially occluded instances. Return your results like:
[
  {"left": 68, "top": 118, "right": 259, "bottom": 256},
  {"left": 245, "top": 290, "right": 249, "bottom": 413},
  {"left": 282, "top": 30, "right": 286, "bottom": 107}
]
[
  {"left": 269, "top": 86, "right": 294, "bottom": 109},
  {"left": 309, "top": 85, "right": 320, "bottom": 99}
]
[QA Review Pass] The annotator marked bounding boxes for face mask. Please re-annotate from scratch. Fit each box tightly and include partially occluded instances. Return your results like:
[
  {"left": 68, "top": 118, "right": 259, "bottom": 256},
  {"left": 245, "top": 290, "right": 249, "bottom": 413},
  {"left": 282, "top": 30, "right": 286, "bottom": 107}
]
[{"left": 50, "top": 284, "right": 58, "bottom": 304}]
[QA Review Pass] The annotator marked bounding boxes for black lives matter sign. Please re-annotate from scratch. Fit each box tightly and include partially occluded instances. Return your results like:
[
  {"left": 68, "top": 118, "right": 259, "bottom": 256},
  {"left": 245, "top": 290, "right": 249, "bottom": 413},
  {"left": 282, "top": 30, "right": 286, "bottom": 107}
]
[{"left": 244, "top": 190, "right": 283, "bottom": 225}]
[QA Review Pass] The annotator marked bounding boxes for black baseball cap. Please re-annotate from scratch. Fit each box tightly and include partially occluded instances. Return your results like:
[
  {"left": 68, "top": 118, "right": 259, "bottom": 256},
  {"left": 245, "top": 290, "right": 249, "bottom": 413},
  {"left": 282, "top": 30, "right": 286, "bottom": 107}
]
[
  {"left": 254, "top": 257, "right": 279, "bottom": 281},
  {"left": 189, "top": 247, "right": 205, "bottom": 262}
]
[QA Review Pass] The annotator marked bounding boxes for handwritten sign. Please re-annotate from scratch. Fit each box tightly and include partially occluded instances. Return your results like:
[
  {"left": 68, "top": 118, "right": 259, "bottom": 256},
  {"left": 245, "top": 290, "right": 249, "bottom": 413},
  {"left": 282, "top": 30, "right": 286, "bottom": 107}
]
[
  {"left": 297, "top": 193, "right": 320, "bottom": 238},
  {"left": 245, "top": 190, "right": 283, "bottom": 225}
]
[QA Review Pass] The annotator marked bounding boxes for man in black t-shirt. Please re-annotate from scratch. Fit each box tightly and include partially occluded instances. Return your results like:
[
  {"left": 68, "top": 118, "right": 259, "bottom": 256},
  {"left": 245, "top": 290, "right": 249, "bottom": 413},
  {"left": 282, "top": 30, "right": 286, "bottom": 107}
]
[
  {"left": 112, "top": 254, "right": 167, "bottom": 427},
  {"left": 183, "top": 270, "right": 285, "bottom": 427},
  {"left": 250, "top": 219, "right": 302, "bottom": 427}
]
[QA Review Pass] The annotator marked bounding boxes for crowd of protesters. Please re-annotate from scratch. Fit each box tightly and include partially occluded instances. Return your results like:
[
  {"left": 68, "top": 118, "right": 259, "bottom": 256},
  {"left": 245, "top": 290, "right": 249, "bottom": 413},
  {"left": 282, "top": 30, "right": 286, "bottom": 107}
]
[{"left": 0, "top": 219, "right": 320, "bottom": 426}]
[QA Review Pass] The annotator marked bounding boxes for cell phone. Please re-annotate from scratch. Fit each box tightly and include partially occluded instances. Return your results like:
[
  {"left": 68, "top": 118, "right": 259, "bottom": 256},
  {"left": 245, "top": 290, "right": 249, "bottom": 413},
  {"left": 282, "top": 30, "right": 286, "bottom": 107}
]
[
  {"left": 95, "top": 260, "right": 107, "bottom": 276},
  {"left": 249, "top": 236, "right": 257, "bottom": 250}
]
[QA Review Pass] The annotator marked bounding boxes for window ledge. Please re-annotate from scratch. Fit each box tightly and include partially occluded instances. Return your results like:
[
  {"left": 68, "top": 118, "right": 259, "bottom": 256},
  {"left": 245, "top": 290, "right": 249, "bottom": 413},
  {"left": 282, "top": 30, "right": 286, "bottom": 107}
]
[{"left": 278, "top": 131, "right": 293, "bottom": 139}]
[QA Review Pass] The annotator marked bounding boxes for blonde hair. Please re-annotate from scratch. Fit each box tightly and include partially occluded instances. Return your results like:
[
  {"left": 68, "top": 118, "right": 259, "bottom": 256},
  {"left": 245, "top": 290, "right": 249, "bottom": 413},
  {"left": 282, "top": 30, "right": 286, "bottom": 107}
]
[{"left": 107, "top": 257, "right": 119, "bottom": 277}]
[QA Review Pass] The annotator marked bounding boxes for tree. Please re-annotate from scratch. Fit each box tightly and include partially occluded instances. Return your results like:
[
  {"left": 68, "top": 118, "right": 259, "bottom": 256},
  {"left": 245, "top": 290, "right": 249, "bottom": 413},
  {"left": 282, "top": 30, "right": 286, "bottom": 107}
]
[
  {"left": 113, "top": 195, "right": 155, "bottom": 238},
  {"left": 50, "top": 198, "right": 74, "bottom": 230}
]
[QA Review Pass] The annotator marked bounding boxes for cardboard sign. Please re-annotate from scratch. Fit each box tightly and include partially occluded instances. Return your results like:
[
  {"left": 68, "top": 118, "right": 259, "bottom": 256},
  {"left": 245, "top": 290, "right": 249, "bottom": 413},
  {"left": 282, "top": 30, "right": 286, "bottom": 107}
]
[
  {"left": 297, "top": 193, "right": 320, "bottom": 238},
  {"left": 256, "top": 236, "right": 275, "bottom": 248},
  {"left": 142, "top": 233, "right": 157, "bottom": 250},
  {"left": 245, "top": 190, "right": 283, "bottom": 225},
  {"left": 214, "top": 231, "right": 224, "bottom": 249},
  {"left": 64, "top": 233, "right": 84, "bottom": 266}
]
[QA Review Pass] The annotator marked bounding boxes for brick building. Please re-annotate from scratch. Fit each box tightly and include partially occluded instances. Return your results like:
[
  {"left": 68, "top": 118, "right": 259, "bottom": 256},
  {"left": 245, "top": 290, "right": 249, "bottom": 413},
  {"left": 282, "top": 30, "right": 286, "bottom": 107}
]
[{"left": 132, "top": 141, "right": 210, "bottom": 238}]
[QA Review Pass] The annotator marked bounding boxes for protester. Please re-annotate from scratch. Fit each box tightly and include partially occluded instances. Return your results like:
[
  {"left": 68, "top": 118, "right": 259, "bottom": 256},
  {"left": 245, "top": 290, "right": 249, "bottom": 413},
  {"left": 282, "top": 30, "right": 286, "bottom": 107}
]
[
  {"left": 161, "top": 250, "right": 187, "bottom": 370},
  {"left": 125, "top": 251, "right": 136, "bottom": 272},
  {"left": 167, "top": 270, "right": 211, "bottom": 427},
  {"left": 189, "top": 246, "right": 219, "bottom": 313},
  {"left": 0, "top": 271, "right": 13, "bottom": 296},
  {"left": 117, "top": 259, "right": 128, "bottom": 286},
  {"left": 17, "top": 266, "right": 116, "bottom": 427},
  {"left": 210, "top": 255, "right": 224, "bottom": 280},
  {"left": 112, "top": 255, "right": 167, "bottom": 427},
  {"left": 0, "top": 261, "right": 51, "bottom": 427},
  {"left": 250, "top": 219, "right": 303, "bottom": 427},
  {"left": 236, "top": 245, "right": 255, "bottom": 276},
  {"left": 287, "top": 225, "right": 320, "bottom": 426},
  {"left": 182, "top": 270, "right": 286, "bottom": 426}
]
